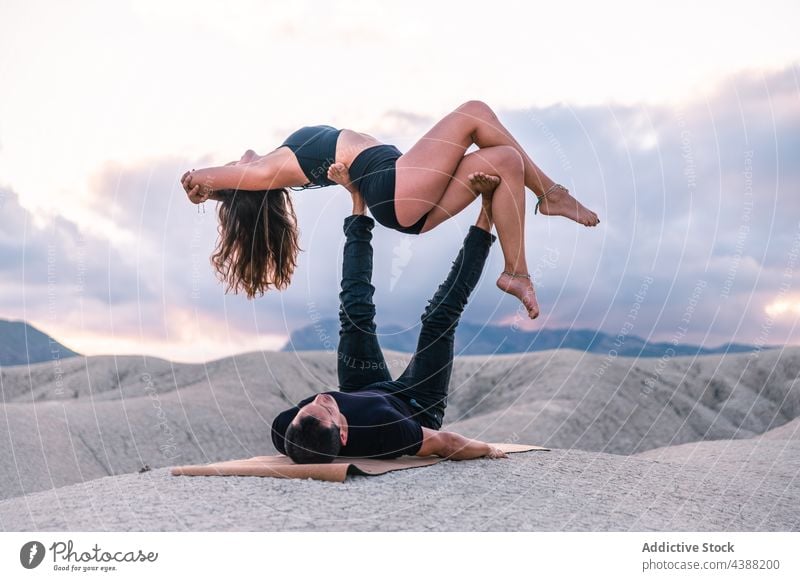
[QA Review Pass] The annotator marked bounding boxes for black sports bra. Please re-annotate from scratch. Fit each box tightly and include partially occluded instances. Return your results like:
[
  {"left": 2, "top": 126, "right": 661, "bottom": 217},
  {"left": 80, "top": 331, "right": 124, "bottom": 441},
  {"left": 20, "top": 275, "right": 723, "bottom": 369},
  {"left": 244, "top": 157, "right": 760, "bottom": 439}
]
[{"left": 280, "top": 125, "right": 343, "bottom": 189}]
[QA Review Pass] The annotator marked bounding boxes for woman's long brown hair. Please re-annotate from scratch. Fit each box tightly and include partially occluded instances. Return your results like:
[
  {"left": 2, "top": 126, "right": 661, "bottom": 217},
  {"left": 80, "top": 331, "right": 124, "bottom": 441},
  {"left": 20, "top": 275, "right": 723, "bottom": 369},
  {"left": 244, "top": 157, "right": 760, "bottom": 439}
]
[{"left": 210, "top": 188, "right": 301, "bottom": 299}]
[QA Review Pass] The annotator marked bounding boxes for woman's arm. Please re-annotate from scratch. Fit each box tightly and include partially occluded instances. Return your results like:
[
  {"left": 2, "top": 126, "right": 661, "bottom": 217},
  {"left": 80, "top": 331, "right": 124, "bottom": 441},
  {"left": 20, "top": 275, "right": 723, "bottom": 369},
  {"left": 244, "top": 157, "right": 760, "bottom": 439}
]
[{"left": 187, "top": 163, "right": 273, "bottom": 195}]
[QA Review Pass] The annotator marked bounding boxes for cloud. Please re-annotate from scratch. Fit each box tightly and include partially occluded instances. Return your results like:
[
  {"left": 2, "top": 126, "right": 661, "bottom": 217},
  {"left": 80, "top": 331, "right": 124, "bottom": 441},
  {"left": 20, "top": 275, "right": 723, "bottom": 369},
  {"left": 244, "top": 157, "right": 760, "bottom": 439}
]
[
  {"left": 2, "top": 64, "right": 798, "bottom": 359},
  {"left": 0, "top": 187, "right": 148, "bottom": 306}
]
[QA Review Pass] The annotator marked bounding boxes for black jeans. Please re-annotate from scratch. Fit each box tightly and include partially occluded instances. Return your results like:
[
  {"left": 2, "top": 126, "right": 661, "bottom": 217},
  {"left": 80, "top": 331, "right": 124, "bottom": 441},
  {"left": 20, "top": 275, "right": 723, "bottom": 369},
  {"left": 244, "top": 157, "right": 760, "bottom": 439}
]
[{"left": 337, "top": 214, "right": 495, "bottom": 429}]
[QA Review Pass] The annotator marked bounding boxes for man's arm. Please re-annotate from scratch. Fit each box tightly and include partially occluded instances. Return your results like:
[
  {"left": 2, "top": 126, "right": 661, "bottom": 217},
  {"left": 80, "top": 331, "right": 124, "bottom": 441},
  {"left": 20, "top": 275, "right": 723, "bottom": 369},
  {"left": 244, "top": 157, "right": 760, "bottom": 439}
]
[{"left": 416, "top": 427, "right": 508, "bottom": 460}]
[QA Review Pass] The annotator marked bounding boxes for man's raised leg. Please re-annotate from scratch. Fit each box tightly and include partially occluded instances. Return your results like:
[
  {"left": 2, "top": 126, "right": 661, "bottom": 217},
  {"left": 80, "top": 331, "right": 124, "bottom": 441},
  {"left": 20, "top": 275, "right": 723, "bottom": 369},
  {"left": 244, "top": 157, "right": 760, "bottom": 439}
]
[
  {"left": 337, "top": 213, "right": 392, "bottom": 391},
  {"left": 396, "top": 185, "right": 497, "bottom": 428}
]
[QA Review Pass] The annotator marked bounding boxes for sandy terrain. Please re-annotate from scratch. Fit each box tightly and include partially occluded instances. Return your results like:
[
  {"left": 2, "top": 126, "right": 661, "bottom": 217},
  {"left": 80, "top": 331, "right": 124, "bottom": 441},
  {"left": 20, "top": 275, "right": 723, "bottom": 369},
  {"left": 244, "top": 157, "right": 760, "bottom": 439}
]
[{"left": 0, "top": 346, "right": 797, "bottom": 531}]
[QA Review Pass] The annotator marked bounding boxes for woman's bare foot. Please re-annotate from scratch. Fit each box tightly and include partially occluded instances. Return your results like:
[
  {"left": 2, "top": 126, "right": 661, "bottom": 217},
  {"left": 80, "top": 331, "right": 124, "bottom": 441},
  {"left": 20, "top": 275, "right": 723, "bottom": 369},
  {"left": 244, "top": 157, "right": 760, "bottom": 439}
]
[
  {"left": 468, "top": 171, "right": 501, "bottom": 195},
  {"left": 535, "top": 184, "right": 600, "bottom": 227},
  {"left": 497, "top": 273, "right": 540, "bottom": 319}
]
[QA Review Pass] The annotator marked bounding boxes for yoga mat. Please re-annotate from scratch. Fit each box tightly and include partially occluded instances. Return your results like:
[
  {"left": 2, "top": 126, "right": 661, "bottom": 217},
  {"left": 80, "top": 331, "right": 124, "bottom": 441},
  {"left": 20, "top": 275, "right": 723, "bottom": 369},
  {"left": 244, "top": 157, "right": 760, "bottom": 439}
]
[{"left": 171, "top": 443, "right": 549, "bottom": 483}]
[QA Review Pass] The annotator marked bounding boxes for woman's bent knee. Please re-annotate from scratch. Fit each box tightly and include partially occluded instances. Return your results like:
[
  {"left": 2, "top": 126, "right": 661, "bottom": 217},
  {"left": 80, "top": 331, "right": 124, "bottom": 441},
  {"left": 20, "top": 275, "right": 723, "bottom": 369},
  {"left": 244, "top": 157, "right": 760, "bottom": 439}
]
[
  {"left": 497, "top": 146, "right": 524, "bottom": 172},
  {"left": 457, "top": 100, "right": 495, "bottom": 118},
  {"left": 477, "top": 145, "right": 523, "bottom": 174}
]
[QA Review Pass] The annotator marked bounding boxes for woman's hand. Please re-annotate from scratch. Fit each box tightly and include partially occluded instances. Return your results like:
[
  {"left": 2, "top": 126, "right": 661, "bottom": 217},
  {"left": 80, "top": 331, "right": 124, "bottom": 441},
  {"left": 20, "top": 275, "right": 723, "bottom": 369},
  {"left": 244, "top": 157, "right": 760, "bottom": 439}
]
[{"left": 181, "top": 170, "right": 210, "bottom": 204}]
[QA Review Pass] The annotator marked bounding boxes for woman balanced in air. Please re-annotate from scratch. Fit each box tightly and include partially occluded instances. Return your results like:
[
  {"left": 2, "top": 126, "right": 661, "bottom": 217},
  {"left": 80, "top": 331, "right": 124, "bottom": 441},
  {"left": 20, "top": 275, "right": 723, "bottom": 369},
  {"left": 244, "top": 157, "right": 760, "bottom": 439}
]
[{"left": 180, "top": 100, "right": 599, "bottom": 319}]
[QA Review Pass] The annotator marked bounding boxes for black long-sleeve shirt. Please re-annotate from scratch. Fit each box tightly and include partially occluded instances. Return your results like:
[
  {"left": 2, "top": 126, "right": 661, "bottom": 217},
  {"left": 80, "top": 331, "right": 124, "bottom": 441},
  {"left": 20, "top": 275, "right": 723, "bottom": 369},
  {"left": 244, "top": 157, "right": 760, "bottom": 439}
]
[{"left": 271, "top": 388, "right": 423, "bottom": 459}]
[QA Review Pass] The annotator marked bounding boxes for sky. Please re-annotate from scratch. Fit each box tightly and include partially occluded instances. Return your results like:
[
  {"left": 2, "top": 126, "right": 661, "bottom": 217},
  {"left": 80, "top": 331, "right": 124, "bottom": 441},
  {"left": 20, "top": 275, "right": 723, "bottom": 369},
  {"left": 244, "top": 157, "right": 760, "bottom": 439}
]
[{"left": 1, "top": 0, "right": 798, "bottom": 363}]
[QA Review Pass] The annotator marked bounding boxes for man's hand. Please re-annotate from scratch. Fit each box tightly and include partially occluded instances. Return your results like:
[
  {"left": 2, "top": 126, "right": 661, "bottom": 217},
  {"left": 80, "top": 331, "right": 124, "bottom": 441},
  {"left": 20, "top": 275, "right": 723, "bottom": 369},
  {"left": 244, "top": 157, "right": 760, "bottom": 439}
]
[{"left": 486, "top": 446, "right": 509, "bottom": 459}]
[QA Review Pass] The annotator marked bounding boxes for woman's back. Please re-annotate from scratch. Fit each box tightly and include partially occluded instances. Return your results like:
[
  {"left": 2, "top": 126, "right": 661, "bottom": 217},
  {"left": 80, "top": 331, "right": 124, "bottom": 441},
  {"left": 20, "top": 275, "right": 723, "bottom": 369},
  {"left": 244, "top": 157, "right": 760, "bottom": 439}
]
[
  {"left": 276, "top": 126, "right": 384, "bottom": 189},
  {"left": 335, "top": 129, "right": 384, "bottom": 166}
]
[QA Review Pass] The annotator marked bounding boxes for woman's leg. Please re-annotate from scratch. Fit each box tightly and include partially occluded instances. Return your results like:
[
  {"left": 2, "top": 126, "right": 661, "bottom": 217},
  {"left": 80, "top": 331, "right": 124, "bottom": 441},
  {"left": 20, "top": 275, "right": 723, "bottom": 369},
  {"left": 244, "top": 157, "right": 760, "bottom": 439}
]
[
  {"left": 418, "top": 145, "right": 540, "bottom": 318},
  {"left": 395, "top": 100, "right": 599, "bottom": 228}
]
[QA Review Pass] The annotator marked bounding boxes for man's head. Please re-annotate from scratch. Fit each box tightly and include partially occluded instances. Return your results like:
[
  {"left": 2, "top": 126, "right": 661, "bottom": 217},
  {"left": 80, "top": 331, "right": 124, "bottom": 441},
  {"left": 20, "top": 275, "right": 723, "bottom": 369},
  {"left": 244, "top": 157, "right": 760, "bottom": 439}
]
[{"left": 284, "top": 393, "right": 348, "bottom": 464}]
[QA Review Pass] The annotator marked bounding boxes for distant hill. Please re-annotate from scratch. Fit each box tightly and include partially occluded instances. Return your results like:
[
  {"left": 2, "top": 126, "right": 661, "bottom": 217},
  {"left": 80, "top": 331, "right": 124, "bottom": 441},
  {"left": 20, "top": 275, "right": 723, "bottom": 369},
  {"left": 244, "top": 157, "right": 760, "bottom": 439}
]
[
  {"left": 0, "top": 319, "right": 80, "bottom": 367},
  {"left": 281, "top": 318, "right": 763, "bottom": 357}
]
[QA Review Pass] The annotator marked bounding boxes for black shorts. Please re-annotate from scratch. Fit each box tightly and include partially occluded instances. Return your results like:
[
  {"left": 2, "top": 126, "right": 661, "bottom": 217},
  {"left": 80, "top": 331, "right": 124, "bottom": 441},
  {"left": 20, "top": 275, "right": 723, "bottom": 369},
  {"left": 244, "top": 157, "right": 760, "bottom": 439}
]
[{"left": 349, "top": 144, "right": 428, "bottom": 235}]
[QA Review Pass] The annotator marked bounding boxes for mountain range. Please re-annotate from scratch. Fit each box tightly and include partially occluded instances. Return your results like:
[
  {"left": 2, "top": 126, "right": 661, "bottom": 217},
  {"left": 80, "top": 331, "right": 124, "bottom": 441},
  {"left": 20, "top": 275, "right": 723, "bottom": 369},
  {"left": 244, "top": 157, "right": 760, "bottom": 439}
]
[
  {"left": 0, "top": 316, "right": 770, "bottom": 369},
  {"left": 0, "top": 319, "right": 80, "bottom": 367},
  {"left": 282, "top": 318, "right": 764, "bottom": 357}
]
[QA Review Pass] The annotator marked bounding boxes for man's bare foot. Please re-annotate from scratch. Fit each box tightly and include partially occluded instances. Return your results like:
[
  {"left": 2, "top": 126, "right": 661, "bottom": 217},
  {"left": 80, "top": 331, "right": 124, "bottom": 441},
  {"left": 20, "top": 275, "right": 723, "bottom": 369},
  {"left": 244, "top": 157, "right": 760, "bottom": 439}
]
[
  {"left": 535, "top": 184, "right": 600, "bottom": 227},
  {"left": 497, "top": 273, "right": 540, "bottom": 319},
  {"left": 328, "top": 162, "right": 365, "bottom": 214},
  {"left": 475, "top": 191, "right": 493, "bottom": 231},
  {"left": 474, "top": 193, "right": 495, "bottom": 235},
  {"left": 469, "top": 172, "right": 499, "bottom": 232},
  {"left": 468, "top": 171, "right": 501, "bottom": 195},
  {"left": 327, "top": 162, "right": 351, "bottom": 187}
]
